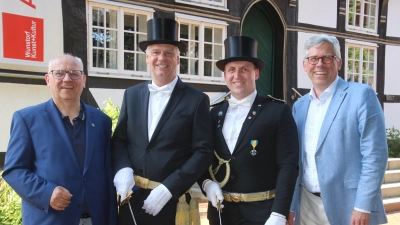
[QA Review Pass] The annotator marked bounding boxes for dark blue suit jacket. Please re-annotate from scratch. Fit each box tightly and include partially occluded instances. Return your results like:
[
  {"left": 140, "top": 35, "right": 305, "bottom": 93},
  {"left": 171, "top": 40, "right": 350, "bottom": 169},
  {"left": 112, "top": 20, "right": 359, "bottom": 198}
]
[{"left": 3, "top": 99, "right": 118, "bottom": 225}]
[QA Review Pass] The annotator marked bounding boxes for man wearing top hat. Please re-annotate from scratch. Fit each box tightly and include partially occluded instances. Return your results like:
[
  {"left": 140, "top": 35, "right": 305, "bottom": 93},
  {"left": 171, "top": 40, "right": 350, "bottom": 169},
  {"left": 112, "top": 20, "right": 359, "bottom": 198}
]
[
  {"left": 199, "top": 36, "right": 299, "bottom": 225},
  {"left": 112, "top": 18, "right": 213, "bottom": 224}
]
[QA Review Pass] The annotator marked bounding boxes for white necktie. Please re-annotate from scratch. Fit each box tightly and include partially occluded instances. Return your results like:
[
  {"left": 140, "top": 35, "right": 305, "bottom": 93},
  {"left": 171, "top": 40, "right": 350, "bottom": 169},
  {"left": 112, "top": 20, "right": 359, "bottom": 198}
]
[
  {"left": 228, "top": 98, "right": 251, "bottom": 108},
  {"left": 148, "top": 84, "right": 171, "bottom": 95}
]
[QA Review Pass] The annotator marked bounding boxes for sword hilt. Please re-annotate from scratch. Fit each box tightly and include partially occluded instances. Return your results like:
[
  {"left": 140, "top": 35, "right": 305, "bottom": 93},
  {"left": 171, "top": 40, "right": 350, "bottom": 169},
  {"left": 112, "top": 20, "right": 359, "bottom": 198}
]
[
  {"left": 119, "top": 191, "right": 133, "bottom": 206},
  {"left": 216, "top": 197, "right": 223, "bottom": 212}
]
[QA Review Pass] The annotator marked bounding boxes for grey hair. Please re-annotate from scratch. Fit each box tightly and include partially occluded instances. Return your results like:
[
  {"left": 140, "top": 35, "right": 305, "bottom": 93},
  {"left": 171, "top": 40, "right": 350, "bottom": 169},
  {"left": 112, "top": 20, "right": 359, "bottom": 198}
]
[
  {"left": 48, "top": 53, "right": 84, "bottom": 73},
  {"left": 303, "top": 34, "right": 341, "bottom": 60}
]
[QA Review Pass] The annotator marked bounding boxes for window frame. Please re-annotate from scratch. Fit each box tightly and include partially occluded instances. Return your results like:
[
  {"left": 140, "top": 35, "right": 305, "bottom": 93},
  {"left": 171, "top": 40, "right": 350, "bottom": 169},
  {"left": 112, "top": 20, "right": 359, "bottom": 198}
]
[
  {"left": 345, "top": 0, "right": 379, "bottom": 35},
  {"left": 87, "top": 1, "right": 153, "bottom": 78},
  {"left": 175, "top": 0, "right": 228, "bottom": 11},
  {"left": 176, "top": 14, "right": 227, "bottom": 83},
  {"left": 345, "top": 40, "right": 378, "bottom": 90}
]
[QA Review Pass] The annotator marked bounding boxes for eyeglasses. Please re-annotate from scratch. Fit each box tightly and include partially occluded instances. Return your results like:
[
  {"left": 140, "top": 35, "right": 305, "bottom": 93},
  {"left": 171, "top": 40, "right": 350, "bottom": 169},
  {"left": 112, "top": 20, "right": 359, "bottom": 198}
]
[
  {"left": 305, "top": 56, "right": 337, "bottom": 65},
  {"left": 50, "top": 70, "right": 83, "bottom": 80}
]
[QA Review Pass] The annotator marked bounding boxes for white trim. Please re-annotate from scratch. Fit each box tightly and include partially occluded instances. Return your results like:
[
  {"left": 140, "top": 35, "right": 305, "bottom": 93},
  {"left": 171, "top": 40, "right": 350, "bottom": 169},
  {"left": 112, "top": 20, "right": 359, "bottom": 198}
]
[
  {"left": 175, "top": 13, "right": 228, "bottom": 25},
  {"left": 345, "top": 0, "right": 378, "bottom": 34},
  {"left": 87, "top": 2, "right": 152, "bottom": 75},
  {"left": 175, "top": 0, "right": 229, "bottom": 11},
  {"left": 88, "top": 0, "right": 155, "bottom": 12},
  {"left": 344, "top": 43, "right": 377, "bottom": 90},
  {"left": 0, "top": 59, "right": 48, "bottom": 73},
  {"left": 0, "top": 72, "right": 44, "bottom": 79},
  {"left": 345, "top": 39, "right": 378, "bottom": 47},
  {"left": 345, "top": 27, "right": 379, "bottom": 37}
]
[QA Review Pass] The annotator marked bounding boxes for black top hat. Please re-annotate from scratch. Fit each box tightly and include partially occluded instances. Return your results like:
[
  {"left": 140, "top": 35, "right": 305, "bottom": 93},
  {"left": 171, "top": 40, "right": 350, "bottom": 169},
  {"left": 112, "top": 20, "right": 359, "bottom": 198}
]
[
  {"left": 138, "top": 18, "right": 187, "bottom": 53},
  {"left": 216, "top": 36, "right": 266, "bottom": 71}
]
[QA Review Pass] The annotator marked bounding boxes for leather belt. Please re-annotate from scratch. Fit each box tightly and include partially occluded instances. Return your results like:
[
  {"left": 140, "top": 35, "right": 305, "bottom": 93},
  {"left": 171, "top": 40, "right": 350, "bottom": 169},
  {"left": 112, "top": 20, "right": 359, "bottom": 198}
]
[
  {"left": 134, "top": 175, "right": 160, "bottom": 189},
  {"left": 222, "top": 190, "right": 276, "bottom": 202},
  {"left": 80, "top": 213, "right": 90, "bottom": 218}
]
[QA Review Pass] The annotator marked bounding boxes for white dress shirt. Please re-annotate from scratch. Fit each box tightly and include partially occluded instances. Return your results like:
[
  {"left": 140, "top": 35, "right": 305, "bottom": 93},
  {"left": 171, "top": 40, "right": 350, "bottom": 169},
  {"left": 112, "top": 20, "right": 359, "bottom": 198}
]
[
  {"left": 303, "top": 76, "right": 339, "bottom": 193},
  {"left": 147, "top": 76, "right": 178, "bottom": 140},
  {"left": 222, "top": 90, "right": 257, "bottom": 154}
]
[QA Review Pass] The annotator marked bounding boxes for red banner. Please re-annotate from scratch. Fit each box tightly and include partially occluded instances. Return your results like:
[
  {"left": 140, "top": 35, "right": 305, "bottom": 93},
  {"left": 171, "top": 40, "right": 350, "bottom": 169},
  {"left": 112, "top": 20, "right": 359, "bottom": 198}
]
[{"left": 2, "top": 12, "right": 44, "bottom": 61}]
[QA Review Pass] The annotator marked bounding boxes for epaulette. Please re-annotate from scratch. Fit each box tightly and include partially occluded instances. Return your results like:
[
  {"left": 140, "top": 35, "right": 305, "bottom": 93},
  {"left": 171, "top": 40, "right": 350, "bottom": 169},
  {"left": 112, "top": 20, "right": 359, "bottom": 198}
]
[
  {"left": 210, "top": 99, "right": 226, "bottom": 111},
  {"left": 267, "top": 95, "right": 286, "bottom": 103}
]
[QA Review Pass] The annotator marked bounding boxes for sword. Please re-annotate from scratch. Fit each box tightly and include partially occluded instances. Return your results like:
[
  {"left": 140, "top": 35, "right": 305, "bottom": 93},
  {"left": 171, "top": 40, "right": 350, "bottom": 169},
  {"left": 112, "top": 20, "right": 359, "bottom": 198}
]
[
  {"left": 216, "top": 197, "right": 222, "bottom": 225},
  {"left": 120, "top": 191, "right": 138, "bottom": 225}
]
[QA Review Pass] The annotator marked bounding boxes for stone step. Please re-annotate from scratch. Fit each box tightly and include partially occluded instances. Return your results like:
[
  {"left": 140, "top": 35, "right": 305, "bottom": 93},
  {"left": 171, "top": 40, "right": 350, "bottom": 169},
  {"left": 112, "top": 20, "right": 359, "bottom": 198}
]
[
  {"left": 382, "top": 182, "right": 400, "bottom": 198},
  {"left": 384, "top": 169, "right": 400, "bottom": 184},
  {"left": 387, "top": 158, "right": 400, "bottom": 170},
  {"left": 383, "top": 197, "right": 400, "bottom": 212}
]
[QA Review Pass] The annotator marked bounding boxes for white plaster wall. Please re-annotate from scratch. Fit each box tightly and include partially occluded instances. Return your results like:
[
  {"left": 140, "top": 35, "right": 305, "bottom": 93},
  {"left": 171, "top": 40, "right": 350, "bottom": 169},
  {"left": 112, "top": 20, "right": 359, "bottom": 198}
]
[
  {"left": 387, "top": 0, "right": 400, "bottom": 38},
  {"left": 385, "top": 45, "right": 400, "bottom": 95},
  {"left": 384, "top": 103, "right": 400, "bottom": 130},
  {"left": 90, "top": 88, "right": 125, "bottom": 110},
  {"left": 0, "top": 83, "right": 51, "bottom": 152},
  {"left": 298, "top": 0, "right": 337, "bottom": 28},
  {"left": 297, "top": 32, "right": 315, "bottom": 89}
]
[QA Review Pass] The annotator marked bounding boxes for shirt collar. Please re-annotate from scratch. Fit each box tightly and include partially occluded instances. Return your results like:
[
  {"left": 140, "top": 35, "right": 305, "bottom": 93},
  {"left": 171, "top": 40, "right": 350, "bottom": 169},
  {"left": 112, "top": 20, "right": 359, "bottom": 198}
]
[
  {"left": 309, "top": 76, "right": 339, "bottom": 103},
  {"left": 230, "top": 90, "right": 257, "bottom": 106},
  {"left": 151, "top": 75, "right": 178, "bottom": 92},
  {"left": 55, "top": 101, "right": 86, "bottom": 121}
]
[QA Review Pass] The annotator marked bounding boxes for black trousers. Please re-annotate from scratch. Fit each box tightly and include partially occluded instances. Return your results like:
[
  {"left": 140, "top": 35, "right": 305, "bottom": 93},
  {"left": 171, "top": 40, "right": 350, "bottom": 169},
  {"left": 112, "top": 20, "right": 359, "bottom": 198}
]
[
  {"left": 118, "top": 189, "right": 177, "bottom": 225},
  {"left": 208, "top": 201, "right": 271, "bottom": 225}
]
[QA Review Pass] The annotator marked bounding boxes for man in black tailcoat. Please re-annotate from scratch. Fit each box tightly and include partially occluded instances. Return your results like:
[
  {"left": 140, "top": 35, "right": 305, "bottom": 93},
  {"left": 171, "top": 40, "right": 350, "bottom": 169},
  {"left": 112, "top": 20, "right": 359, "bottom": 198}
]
[{"left": 112, "top": 18, "right": 213, "bottom": 225}]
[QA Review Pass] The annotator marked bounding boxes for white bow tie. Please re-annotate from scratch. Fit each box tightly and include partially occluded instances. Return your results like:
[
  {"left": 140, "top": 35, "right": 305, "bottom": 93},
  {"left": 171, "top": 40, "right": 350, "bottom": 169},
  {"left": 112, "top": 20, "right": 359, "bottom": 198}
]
[
  {"left": 228, "top": 98, "right": 251, "bottom": 108},
  {"left": 148, "top": 84, "right": 171, "bottom": 95}
]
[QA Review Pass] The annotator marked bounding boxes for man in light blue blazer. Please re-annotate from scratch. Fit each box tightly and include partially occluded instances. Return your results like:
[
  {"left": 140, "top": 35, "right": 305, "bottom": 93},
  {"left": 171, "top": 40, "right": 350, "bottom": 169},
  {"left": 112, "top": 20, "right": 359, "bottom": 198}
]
[
  {"left": 288, "top": 34, "right": 388, "bottom": 225},
  {"left": 3, "top": 54, "right": 118, "bottom": 225}
]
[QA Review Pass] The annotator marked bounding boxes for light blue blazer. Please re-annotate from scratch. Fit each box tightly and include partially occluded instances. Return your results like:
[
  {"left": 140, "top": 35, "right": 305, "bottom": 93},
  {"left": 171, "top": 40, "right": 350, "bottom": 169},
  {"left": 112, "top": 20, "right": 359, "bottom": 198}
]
[
  {"left": 3, "top": 99, "right": 118, "bottom": 225},
  {"left": 290, "top": 77, "right": 388, "bottom": 225}
]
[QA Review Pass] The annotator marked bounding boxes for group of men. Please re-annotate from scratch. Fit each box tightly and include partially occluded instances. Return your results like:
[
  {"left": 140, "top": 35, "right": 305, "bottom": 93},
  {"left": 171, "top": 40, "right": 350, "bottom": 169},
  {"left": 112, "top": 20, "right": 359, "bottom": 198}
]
[{"left": 3, "top": 17, "right": 388, "bottom": 225}]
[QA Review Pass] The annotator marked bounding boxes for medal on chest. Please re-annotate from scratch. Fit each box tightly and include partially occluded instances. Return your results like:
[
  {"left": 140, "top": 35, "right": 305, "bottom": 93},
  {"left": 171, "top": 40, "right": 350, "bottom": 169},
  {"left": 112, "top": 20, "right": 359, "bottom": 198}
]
[{"left": 250, "top": 140, "right": 258, "bottom": 156}]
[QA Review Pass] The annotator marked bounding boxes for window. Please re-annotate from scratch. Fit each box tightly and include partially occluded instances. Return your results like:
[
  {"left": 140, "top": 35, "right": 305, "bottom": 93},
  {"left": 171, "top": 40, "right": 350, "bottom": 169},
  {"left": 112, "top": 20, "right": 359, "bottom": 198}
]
[
  {"left": 89, "top": 2, "right": 152, "bottom": 76},
  {"left": 346, "top": 0, "right": 378, "bottom": 34},
  {"left": 346, "top": 43, "right": 377, "bottom": 89},
  {"left": 175, "top": 0, "right": 227, "bottom": 10},
  {"left": 177, "top": 15, "right": 226, "bottom": 82}
]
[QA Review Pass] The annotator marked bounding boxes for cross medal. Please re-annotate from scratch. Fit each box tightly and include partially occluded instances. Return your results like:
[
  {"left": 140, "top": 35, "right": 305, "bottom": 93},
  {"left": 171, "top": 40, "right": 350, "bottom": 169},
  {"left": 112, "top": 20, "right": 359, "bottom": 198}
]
[{"left": 250, "top": 140, "right": 258, "bottom": 156}]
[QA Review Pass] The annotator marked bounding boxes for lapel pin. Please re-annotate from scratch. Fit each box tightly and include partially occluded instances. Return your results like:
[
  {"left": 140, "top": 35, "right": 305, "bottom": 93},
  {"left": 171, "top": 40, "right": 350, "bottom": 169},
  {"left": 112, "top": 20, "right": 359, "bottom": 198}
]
[
  {"left": 91, "top": 123, "right": 95, "bottom": 127},
  {"left": 218, "top": 111, "right": 223, "bottom": 116},
  {"left": 250, "top": 140, "right": 258, "bottom": 156},
  {"left": 252, "top": 111, "right": 256, "bottom": 115}
]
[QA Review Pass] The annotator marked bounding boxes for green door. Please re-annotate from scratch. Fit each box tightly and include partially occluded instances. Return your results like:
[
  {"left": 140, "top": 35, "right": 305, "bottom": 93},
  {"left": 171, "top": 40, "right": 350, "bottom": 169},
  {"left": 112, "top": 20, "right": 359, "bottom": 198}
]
[{"left": 242, "top": 3, "right": 277, "bottom": 97}]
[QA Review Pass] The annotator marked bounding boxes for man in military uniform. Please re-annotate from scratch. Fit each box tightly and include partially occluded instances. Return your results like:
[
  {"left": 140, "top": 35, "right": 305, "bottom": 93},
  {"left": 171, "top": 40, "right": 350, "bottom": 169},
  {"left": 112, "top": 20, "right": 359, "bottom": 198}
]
[{"left": 200, "top": 36, "right": 299, "bottom": 225}]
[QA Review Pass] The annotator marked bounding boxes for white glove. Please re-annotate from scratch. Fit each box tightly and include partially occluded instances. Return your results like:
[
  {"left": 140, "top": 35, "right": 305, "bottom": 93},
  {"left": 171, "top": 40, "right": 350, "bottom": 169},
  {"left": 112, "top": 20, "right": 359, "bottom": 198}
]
[
  {"left": 264, "top": 212, "right": 286, "bottom": 225},
  {"left": 113, "top": 167, "right": 135, "bottom": 200},
  {"left": 203, "top": 180, "right": 224, "bottom": 208},
  {"left": 142, "top": 184, "right": 172, "bottom": 216}
]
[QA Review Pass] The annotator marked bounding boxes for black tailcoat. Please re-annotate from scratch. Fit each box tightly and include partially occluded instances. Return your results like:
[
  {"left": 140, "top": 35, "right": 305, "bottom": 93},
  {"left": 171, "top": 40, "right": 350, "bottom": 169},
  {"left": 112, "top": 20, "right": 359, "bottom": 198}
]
[{"left": 112, "top": 78, "right": 213, "bottom": 223}]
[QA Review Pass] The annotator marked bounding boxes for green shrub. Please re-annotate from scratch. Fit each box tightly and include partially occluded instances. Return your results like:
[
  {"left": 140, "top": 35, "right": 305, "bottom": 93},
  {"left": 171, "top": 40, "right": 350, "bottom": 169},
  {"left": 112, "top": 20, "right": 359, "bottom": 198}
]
[
  {"left": 102, "top": 98, "right": 121, "bottom": 134},
  {"left": 387, "top": 127, "right": 400, "bottom": 158},
  {"left": 0, "top": 172, "right": 22, "bottom": 225}
]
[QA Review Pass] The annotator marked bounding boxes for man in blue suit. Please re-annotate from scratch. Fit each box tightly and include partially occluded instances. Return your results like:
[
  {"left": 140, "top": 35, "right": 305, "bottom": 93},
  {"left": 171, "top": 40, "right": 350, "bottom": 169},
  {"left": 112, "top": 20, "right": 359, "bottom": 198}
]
[
  {"left": 3, "top": 54, "right": 118, "bottom": 225},
  {"left": 288, "top": 34, "right": 388, "bottom": 225}
]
